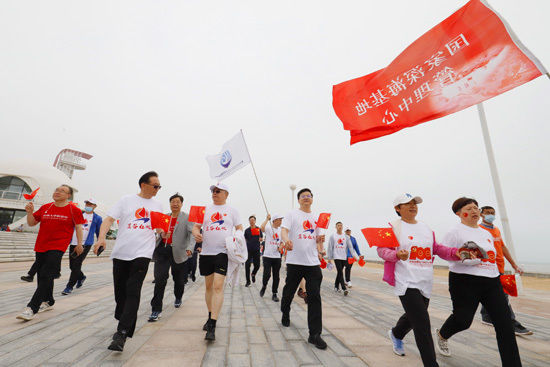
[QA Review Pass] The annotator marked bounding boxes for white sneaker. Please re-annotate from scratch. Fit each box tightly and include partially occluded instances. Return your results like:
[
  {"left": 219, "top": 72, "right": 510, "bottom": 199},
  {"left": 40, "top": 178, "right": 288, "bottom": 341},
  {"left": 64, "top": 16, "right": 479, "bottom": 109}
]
[
  {"left": 16, "top": 307, "right": 36, "bottom": 321},
  {"left": 347, "top": 281, "right": 353, "bottom": 288},
  {"left": 435, "top": 328, "right": 451, "bottom": 357},
  {"left": 334, "top": 287, "right": 341, "bottom": 293},
  {"left": 38, "top": 302, "right": 53, "bottom": 313}
]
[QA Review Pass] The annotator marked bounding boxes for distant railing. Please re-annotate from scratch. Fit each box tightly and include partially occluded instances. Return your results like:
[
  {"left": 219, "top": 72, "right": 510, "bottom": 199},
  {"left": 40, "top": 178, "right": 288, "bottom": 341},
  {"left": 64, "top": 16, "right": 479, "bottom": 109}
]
[{"left": 0, "top": 190, "right": 25, "bottom": 200}]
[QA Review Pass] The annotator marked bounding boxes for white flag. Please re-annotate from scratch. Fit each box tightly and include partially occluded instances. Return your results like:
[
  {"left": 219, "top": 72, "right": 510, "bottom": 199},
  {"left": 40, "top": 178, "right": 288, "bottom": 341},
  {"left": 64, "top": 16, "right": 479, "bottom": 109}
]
[{"left": 206, "top": 131, "right": 251, "bottom": 180}]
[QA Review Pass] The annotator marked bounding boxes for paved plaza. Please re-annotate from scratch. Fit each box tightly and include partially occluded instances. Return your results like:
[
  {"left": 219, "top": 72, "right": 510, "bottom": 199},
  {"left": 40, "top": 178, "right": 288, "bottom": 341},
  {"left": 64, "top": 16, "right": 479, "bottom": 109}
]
[{"left": 0, "top": 258, "right": 548, "bottom": 367}]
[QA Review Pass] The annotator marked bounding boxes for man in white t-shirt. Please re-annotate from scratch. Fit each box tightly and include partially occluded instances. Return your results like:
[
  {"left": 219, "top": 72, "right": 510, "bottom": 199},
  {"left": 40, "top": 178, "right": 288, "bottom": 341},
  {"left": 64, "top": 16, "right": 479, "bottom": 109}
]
[
  {"left": 327, "top": 221, "right": 359, "bottom": 295},
  {"left": 192, "top": 182, "right": 243, "bottom": 341},
  {"left": 94, "top": 171, "right": 163, "bottom": 352},
  {"left": 259, "top": 213, "right": 283, "bottom": 302},
  {"left": 280, "top": 188, "right": 328, "bottom": 350}
]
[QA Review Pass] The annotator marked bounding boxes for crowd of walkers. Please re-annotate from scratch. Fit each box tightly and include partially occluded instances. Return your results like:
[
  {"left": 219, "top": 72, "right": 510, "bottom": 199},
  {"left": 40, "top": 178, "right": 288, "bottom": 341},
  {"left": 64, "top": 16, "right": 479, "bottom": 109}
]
[{"left": 14, "top": 171, "right": 531, "bottom": 366}]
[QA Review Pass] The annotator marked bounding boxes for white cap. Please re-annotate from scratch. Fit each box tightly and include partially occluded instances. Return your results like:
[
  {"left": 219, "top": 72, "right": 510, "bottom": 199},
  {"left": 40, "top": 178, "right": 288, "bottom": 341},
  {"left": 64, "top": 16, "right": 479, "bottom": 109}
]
[
  {"left": 85, "top": 198, "right": 98, "bottom": 205},
  {"left": 345, "top": 228, "right": 351, "bottom": 232},
  {"left": 210, "top": 182, "right": 229, "bottom": 193},
  {"left": 393, "top": 193, "right": 423, "bottom": 207},
  {"left": 272, "top": 214, "right": 284, "bottom": 221}
]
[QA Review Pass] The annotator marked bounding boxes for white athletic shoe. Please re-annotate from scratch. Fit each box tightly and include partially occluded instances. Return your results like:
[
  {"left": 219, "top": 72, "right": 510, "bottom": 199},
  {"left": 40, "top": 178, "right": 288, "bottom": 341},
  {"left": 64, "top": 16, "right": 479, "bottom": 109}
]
[
  {"left": 38, "top": 302, "right": 53, "bottom": 313},
  {"left": 334, "top": 287, "right": 341, "bottom": 293},
  {"left": 347, "top": 281, "right": 353, "bottom": 288},
  {"left": 435, "top": 328, "right": 451, "bottom": 357},
  {"left": 16, "top": 307, "right": 36, "bottom": 321}
]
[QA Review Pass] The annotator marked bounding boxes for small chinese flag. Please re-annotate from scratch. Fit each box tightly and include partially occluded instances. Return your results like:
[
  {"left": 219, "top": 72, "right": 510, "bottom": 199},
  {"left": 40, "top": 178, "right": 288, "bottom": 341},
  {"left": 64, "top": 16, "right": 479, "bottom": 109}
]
[
  {"left": 316, "top": 213, "right": 331, "bottom": 229},
  {"left": 500, "top": 274, "right": 518, "bottom": 297},
  {"left": 23, "top": 187, "right": 40, "bottom": 200},
  {"left": 189, "top": 206, "right": 206, "bottom": 223},
  {"left": 347, "top": 257, "right": 356, "bottom": 265},
  {"left": 320, "top": 258, "right": 327, "bottom": 269},
  {"left": 251, "top": 227, "right": 260, "bottom": 236},
  {"left": 358, "top": 258, "right": 366, "bottom": 267},
  {"left": 361, "top": 228, "right": 399, "bottom": 248},
  {"left": 150, "top": 211, "right": 171, "bottom": 232}
]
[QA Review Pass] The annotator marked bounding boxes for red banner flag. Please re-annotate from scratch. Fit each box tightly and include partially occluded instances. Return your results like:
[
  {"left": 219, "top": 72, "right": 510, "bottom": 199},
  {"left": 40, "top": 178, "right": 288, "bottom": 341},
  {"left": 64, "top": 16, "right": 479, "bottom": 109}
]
[
  {"left": 362, "top": 227, "right": 399, "bottom": 248},
  {"left": 500, "top": 274, "right": 518, "bottom": 297},
  {"left": 358, "top": 258, "right": 366, "bottom": 267},
  {"left": 316, "top": 213, "right": 332, "bottom": 229},
  {"left": 320, "top": 258, "right": 327, "bottom": 269},
  {"left": 251, "top": 227, "right": 260, "bottom": 236},
  {"left": 333, "top": 0, "right": 546, "bottom": 144},
  {"left": 347, "top": 257, "right": 356, "bottom": 265},
  {"left": 189, "top": 206, "right": 206, "bottom": 223},
  {"left": 23, "top": 187, "right": 40, "bottom": 200},
  {"left": 150, "top": 211, "right": 171, "bottom": 232}
]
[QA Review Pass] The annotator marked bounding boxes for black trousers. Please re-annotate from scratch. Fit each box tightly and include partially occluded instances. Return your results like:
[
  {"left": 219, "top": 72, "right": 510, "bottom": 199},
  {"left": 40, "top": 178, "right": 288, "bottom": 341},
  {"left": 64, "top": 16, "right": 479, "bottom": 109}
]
[
  {"left": 150, "top": 245, "right": 187, "bottom": 312},
  {"left": 281, "top": 264, "right": 323, "bottom": 336},
  {"left": 113, "top": 257, "right": 150, "bottom": 338},
  {"left": 245, "top": 249, "right": 261, "bottom": 283},
  {"left": 481, "top": 292, "right": 516, "bottom": 322},
  {"left": 334, "top": 259, "right": 347, "bottom": 290},
  {"left": 66, "top": 245, "right": 92, "bottom": 288},
  {"left": 344, "top": 261, "right": 353, "bottom": 283},
  {"left": 28, "top": 258, "right": 39, "bottom": 277},
  {"left": 393, "top": 288, "right": 438, "bottom": 367},
  {"left": 186, "top": 250, "right": 198, "bottom": 280},
  {"left": 440, "top": 272, "right": 521, "bottom": 367},
  {"left": 262, "top": 257, "right": 282, "bottom": 294},
  {"left": 27, "top": 250, "right": 64, "bottom": 313}
]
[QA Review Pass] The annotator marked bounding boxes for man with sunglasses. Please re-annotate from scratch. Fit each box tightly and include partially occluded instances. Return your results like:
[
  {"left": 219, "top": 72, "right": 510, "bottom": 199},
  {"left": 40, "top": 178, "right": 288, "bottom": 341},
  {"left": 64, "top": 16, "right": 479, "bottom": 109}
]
[
  {"left": 192, "top": 182, "right": 243, "bottom": 341},
  {"left": 94, "top": 171, "right": 163, "bottom": 352}
]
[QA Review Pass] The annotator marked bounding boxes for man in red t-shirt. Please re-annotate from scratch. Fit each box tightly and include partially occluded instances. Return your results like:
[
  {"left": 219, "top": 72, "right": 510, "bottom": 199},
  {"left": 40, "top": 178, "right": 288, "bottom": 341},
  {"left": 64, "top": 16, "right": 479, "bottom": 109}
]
[
  {"left": 479, "top": 205, "right": 533, "bottom": 336},
  {"left": 16, "top": 185, "right": 85, "bottom": 321}
]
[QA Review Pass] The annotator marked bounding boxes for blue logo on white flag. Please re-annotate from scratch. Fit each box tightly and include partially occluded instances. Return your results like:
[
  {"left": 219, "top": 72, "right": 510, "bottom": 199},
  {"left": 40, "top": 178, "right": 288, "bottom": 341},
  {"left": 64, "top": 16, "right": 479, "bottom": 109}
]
[{"left": 220, "top": 150, "right": 232, "bottom": 168}]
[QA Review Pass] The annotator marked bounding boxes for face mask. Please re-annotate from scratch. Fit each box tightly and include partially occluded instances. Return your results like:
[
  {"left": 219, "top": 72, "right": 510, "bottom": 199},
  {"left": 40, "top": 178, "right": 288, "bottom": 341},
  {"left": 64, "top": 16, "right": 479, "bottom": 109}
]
[
  {"left": 484, "top": 214, "right": 495, "bottom": 223},
  {"left": 84, "top": 206, "right": 94, "bottom": 213}
]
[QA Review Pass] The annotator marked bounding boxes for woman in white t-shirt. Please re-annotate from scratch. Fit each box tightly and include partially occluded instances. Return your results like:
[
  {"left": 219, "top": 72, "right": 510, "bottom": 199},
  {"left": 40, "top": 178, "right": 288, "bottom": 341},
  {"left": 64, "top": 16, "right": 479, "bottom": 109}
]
[
  {"left": 259, "top": 214, "right": 283, "bottom": 302},
  {"left": 435, "top": 197, "right": 521, "bottom": 367},
  {"left": 377, "top": 194, "right": 459, "bottom": 367}
]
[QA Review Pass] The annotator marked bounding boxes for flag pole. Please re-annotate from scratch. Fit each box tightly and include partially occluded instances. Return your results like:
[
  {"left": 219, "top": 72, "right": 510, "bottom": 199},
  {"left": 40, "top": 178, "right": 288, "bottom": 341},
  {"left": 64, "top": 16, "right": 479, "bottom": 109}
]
[
  {"left": 240, "top": 129, "right": 270, "bottom": 215},
  {"left": 477, "top": 103, "right": 523, "bottom": 293}
]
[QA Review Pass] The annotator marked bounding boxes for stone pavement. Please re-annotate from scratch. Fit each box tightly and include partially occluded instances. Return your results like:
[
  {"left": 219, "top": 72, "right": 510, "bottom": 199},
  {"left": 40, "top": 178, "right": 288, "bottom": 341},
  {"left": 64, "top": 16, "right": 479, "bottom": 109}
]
[{"left": 0, "top": 258, "right": 548, "bottom": 366}]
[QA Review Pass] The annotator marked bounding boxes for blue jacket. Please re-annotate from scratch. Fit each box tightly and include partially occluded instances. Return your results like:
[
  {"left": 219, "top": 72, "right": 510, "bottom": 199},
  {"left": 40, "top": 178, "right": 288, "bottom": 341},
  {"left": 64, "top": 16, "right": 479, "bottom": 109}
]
[
  {"left": 346, "top": 235, "right": 361, "bottom": 258},
  {"left": 83, "top": 212, "right": 102, "bottom": 245}
]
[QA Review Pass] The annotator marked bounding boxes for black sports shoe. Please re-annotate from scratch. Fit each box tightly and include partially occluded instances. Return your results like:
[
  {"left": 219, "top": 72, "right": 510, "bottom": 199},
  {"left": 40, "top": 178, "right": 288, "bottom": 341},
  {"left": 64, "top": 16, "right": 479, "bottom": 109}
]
[
  {"left": 251, "top": 274, "right": 256, "bottom": 283},
  {"left": 282, "top": 313, "right": 290, "bottom": 327},
  {"left": 54, "top": 273, "right": 61, "bottom": 279},
  {"left": 20, "top": 275, "right": 33, "bottom": 282},
  {"left": 203, "top": 319, "right": 210, "bottom": 331},
  {"left": 108, "top": 331, "right": 127, "bottom": 351},
  {"left": 308, "top": 334, "right": 328, "bottom": 350},
  {"left": 272, "top": 294, "right": 279, "bottom": 302},
  {"left": 245, "top": 282, "right": 251, "bottom": 287},
  {"left": 205, "top": 324, "right": 216, "bottom": 341},
  {"left": 191, "top": 274, "right": 196, "bottom": 282},
  {"left": 514, "top": 322, "right": 533, "bottom": 336},
  {"left": 259, "top": 287, "right": 266, "bottom": 297}
]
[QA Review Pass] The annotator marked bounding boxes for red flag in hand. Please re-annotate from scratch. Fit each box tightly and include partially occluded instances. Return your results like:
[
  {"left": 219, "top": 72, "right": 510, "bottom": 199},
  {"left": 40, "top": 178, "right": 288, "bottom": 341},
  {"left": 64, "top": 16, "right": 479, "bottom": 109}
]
[
  {"left": 150, "top": 211, "right": 171, "bottom": 232},
  {"left": 23, "top": 187, "right": 40, "bottom": 200},
  {"left": 361, "top": 228, "right": 399, "bottom": 248},
  {"left": 316, "top": 213, "right": 331, "bottom": 229},
  {"left": 358, "top": 258, "right": 366, "bottom": 267},
  {"left": 189, "top": 206, "right": 206, "bottom": 223},
  {"left": 347, "top": 257, "right": 356, "bottom": 265},
  {"left": 251, "top": 227, "right": 260, "bottom": 236},
  {"left": 500, "top": 274, "right": 518, "bottom": 297},
  {"left": 320, "top": 258, "right": 327, "bottom": 269}
]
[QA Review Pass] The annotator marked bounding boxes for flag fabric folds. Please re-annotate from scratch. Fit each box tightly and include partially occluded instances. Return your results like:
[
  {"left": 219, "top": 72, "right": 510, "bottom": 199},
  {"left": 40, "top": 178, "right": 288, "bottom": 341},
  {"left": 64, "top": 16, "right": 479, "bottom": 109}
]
[
  {"left": 189, "top": 206, "right": 206, "bottom": 224},
  {"left": 316, "top": 213, "right": 332, "bottom": 229},
  {"left": 150, "top": 211, "right": 171, "bottom": 232},
  {"left": 23, "top": 187, "right": 40, "bottom": 200},
  {"left": 362, "top": 227, "right": 400, "bottom": 248},
  {"left": 206, "top": 131, "right": 251, "bottom": 180},
  {"left": 332, "top": 0, "right": 546, "bottom": 144},
  {"left": 500, "top": 274, "right": 518, "bottom": 297},
  {"left": 251, "top": 227, "right": 260, "bottom": 236}
]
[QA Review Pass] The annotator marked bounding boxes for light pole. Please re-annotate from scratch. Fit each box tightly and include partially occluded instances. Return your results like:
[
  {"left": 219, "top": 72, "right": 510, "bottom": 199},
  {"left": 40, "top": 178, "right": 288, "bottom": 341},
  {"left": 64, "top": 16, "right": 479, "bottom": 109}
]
[{"left": 289, "top": 184, "right": 296, "bottom": 209}]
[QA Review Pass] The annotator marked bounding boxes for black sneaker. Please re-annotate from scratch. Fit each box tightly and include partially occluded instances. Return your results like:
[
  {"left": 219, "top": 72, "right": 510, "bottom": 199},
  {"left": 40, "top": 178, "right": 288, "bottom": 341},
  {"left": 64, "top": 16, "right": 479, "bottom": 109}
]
[
  {"left": 21, "top": 275, "right": 33, "bottom": 282},
  {"left": 203, "top": 319, "right": 210, "bottom": 331},
  {"left": 205, "top": 324, "right": 216, "bottom": 341},
  {"left": 174, "top": 298, "right": 182, "bottom": 308},
  {"left": 54, "top": 273, "right": 61, "bottom": 279},
  {"left": 108, "top": 331, "right": 127, "bottom": 351},
  {"left": 308, "top": 334, "right": 327, "bottom": 350},
  {"left": 259, "top": 287, "right": 266, "bottom": 297},
  {"left": 282, "top": 313, "right": 290, "bottom": 327},
  {"left": 514, "top": 322, "right": 533, "bottom": 336},
  {"left": 251, "top": 274, "right": 256, "bottom": 283},
  {"left": 272, "top": 294, "right": 279, "bottom": 302},
  {"left": 245, "top": 282, "right": 251, "bottom": 287},
  {"left": 191, "top": 274, "right": 196, "bottom": 282}
]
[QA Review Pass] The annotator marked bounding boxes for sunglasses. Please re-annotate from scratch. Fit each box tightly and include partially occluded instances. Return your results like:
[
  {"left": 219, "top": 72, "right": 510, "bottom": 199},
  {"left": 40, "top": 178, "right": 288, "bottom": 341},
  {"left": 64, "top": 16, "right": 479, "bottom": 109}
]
[{"left": 145, "top": 183, "right": 162, "bottom": 190}]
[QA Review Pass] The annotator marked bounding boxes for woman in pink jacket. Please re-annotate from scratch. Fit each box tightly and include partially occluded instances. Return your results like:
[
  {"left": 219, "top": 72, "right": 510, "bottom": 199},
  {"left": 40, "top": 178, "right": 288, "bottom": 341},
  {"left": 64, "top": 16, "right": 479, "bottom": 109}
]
[{"left": 377, "top": 194, "right": 460, "bottom": 367}]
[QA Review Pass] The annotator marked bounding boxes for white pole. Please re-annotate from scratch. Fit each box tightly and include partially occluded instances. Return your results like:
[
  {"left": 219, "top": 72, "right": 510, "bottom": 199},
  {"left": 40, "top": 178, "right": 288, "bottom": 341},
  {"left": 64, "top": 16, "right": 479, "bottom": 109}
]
[
  {"left": 240, "top": 130, "right": 269, "bottom": 215},
  {"left": 290, "top": 184, "right": 296, "bottom": 209},
  {"left": 477, "top": 103, "right": 523, "bottom": 292}
]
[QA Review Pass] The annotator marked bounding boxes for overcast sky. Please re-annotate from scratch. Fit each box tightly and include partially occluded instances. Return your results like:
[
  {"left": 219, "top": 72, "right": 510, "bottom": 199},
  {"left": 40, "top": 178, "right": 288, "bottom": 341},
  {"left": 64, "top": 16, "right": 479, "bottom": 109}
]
[{"left": 1, "top": 0, "right": 549, "bottom": 264}]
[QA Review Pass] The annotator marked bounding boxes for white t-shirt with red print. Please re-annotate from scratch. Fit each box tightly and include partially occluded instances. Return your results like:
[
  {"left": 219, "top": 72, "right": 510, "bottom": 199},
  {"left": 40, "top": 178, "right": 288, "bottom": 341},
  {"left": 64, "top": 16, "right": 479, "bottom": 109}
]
[
  {"left": 263, "top": 225, "right": 282, "bottom": 259},
  {"left": 282, "top": 209, "right": 320, "bottom": 266},
  {"left": 330, "top": 233, "right": 348, "bottom": 260},
  {"left": 108, "top": 194, "right": 163, "bottom": 261},
  {"left": 394, "top": 221, "right": 435, "bottom": 298},
  {"left": 70, "top": 212, "right": 94, "bottom": 245},
  {"left": 201, "top": 204, "right": 242, "bottom": 255},
  {"left": 445, "top": 223, "right": 499, "bottom": 278}
]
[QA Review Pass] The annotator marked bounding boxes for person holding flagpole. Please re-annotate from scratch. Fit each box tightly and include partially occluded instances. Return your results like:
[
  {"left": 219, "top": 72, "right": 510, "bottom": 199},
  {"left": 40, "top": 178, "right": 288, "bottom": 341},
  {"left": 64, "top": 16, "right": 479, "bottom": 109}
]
[
  {"left": 377, "top": 193, "right": 460, "bottom": 367},
  {"left": 148, "top": 193, "right": 194, "bottom": 322},
  {"left": 327, "top": 221, "right": 360, "bottom": 296},
  {"left": 280, "top": 188, "right": 327, "bottom": 350},
  {"left": 435, "top": 197, "right": 522, "bottom": 366},
  {"left": 259, "top": 214, "right": 283, "bottom": 302},
  {"left": 192, "top": 182, "right": 243, "bottom": 341},
  {"left": 93, "top": 171, "right": 163, "bottom": 352}
]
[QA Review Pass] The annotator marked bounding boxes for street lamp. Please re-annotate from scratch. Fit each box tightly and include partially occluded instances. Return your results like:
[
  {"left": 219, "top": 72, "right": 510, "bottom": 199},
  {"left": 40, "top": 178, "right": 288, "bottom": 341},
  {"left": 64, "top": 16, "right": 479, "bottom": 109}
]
[{"left": 289, "top": 184, "right": 296, "bottom": 208}]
